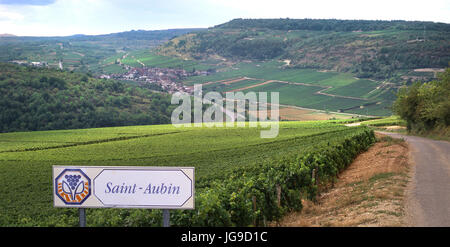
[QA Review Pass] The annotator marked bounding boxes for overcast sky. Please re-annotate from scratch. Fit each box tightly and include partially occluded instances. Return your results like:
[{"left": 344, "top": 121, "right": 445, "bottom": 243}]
[{"left": 1, "top": 0, "right": 449, "bottom": 36}]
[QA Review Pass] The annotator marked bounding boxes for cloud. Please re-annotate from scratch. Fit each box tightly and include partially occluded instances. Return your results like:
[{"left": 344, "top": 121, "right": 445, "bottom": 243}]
[
  {"left": 0, "top": 5, "right": 24, "bottom": 22},
  {"left": 0, "top": 0, "right": 56, "bottom": 6},
  {"left": 0, "top": 11, "right": 23, "bottom": 21},
  {"left": 0, "top": 0, "right": 448, "bottom": 36}
]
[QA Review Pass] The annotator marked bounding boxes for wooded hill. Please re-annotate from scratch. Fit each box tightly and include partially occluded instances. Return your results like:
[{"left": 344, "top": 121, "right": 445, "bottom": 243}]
[
  {"left": 156, "top": 19, "right": 450, "bottom": 81},
  {"left": 0, "top": 63, "right": 173, "bottom": 132}
]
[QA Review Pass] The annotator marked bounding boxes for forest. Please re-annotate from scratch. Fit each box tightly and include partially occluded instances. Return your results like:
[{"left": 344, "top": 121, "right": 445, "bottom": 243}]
[
  {"left": 0, "top": 63, "right": 174, "bottom": 132},
  {"left": 216, "top": 18, "right": 450, "bottom": 32}
]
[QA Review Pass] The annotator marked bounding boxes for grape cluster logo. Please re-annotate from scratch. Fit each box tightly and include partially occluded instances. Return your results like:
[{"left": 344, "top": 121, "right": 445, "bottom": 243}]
[{"left": 55, "top": 169, "right": 91, "bottom": 205}]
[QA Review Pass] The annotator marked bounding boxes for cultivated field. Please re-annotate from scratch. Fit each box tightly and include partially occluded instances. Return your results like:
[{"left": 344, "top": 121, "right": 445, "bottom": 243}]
[
  {"left": 275, "top": 107, "right": 354, "bottom": 121},
  {"left": 120, "top": 50, "right": 218, "bottom": 71},
  {"left": 0, "top": 121, "right": 375, "bottom": 226},
  {"left": 184, "top": 61, "right": 394, "bottom": 116},
  {"left": 105, "top": 51, "right": 395, "bottom": 116}
]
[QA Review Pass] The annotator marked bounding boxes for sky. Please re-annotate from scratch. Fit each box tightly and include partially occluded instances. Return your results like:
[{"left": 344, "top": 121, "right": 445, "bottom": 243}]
[{"left": 0, "top": 0, "right": 449, "bottom": 36}]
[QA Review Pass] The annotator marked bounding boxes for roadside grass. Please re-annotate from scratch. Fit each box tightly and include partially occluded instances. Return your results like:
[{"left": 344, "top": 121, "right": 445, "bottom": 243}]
[
  {"left": 372, "top": 121, "right": 450, "bottom": 142},
  {"left": 407, "top": 126, "right": 450, "bottom": 142},
  {"left": 277, "top": 133, "right": 410, "bottom": 226},
  {"left": 377, "top": 135, "right": 407, "bottom": 147}
]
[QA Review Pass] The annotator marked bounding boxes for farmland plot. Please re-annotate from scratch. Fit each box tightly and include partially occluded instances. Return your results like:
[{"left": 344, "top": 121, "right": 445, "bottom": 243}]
[
  {"left": 182, "top": 61, "right": 390, "bottom": 115},
  {"left": 0, "top": 121, "right": 375, "bottom": 226}
]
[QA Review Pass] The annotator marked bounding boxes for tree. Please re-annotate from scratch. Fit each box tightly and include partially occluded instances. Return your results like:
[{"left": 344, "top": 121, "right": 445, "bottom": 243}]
[{"left": 393, "top": 68, "right": 450, "bottom": 133}]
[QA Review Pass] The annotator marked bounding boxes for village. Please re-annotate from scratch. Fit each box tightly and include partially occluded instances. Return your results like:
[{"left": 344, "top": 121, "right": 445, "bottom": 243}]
[
  {"left": 10, "top": 59, "right": 210, "bottom": 95},
  {"left": 101, "top": 66, "right": 211, "bottom": 94}
]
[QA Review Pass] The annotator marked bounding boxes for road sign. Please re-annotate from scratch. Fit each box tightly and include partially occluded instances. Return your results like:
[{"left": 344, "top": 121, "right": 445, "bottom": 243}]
[{"left": 53, "top": 166, "right": 195, "bottom": 209}]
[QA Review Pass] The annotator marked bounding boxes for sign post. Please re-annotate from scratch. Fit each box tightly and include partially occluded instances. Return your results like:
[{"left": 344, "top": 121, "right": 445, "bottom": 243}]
[
  {"left": 79, "top": 208, "right": 86, "bottom": 227},
  {"left": 162, "top": 209, "right": 170, "bottom": 227},
  {"left": 53, "top": 166, "right": 195, "bottom": 227}
]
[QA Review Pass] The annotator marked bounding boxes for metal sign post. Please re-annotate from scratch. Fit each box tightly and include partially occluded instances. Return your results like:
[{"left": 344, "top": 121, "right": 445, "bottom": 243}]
[
  {"left": 79, "top": 208, "right": 86, "bottom": 227},
  {"left": 162, "top": 209, "right": 170, "bottom": 227}
]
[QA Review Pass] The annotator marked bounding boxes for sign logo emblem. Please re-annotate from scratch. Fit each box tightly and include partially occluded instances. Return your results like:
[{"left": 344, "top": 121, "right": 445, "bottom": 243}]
[{"left": 55, "top": 169, "right": 91, "bottom": 205}]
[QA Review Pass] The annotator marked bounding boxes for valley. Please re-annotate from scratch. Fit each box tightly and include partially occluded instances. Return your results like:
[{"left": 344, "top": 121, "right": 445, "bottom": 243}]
[{"left": 0, "top": 17, "right": 448, "bottom": 228}]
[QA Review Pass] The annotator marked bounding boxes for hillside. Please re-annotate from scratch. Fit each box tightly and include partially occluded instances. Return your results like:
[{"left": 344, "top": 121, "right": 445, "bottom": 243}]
[
  {"left": 0, "top": 28, "right": 202, "bottom": 74},
  {"left": 0, "top": 63, "right": 173, "bottom": 132},
  {"left": 180, "top": 60, "right": 397, "bottom": 116},
  {"left": 156, "top": 18, "right": 450, "bottom": 82}
]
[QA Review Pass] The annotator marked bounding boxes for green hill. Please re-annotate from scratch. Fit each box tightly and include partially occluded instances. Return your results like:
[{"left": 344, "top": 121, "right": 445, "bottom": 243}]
[
  {"left": 0, "top": 63, "right": 173, "bottom": 132},
  {"left": 149, "top": 19, "right": 450, "bottom": 116},
  {"left": 157, "top": 18, "right": 450, "bottom": 81},
  {"left": 0, "top": 28, "right": 202, "bottom": 74}
]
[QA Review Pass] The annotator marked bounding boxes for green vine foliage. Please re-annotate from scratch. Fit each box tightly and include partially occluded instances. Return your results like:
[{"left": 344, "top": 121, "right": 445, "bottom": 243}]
[
  {"left": 166, "top": 128, "right": 376, "bottom": 226},
  {"left": 85, "top": 128, "right": 375, "bottom": 227}
]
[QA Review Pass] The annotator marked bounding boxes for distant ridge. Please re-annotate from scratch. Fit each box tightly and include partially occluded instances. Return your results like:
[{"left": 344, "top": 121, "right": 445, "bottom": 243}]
[
  {"left": 216, "top": 18, "right": 450, "bottom": 32},
  {"left": 158, "top": 18, "right": 450, "bottom": 80},
  {"left": 0, "top": 29, "right": 203, "bottom": 39},
  {"left": 0, "top": 34, "right": 16, "bottom": 37}
]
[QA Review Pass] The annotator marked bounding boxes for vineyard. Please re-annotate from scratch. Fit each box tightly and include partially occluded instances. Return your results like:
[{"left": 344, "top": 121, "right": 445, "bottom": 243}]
[
  {"left": 119, "top": 50, "right": 218, "bottom": 72},
  {"left": 0, "top": 121, "right": 375, "bottom": 226},
  {"left": 181, "top": 61, "right": 395, "bottom": 116}
]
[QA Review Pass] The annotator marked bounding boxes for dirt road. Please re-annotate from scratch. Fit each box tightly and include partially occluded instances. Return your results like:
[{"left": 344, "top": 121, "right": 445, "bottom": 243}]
[
  {"left": 276, "top": 133, "right": 410, "bottom": 226},
  {"left": 377, "top": 131, "right": 450, "bottom": 226}
]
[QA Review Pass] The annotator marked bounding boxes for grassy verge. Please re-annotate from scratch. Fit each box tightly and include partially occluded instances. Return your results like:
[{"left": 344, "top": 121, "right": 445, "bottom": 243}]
[
  {"left": 406, "top": 127, "right": 450, "bottom": 142},
  {"left": 276, "top": 133, "right": 410, "bottom": 226}
]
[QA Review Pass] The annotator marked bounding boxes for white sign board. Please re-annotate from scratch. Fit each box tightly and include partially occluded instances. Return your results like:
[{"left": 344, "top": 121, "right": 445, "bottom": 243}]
[{"left": 53, "top": 166, "right": 194, "bottom": 209}]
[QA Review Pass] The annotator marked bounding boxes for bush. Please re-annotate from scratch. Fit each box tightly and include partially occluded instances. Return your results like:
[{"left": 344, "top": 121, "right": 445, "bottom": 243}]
[{"left": 393, "top": 68, "right": 450, "bottom": 134}]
